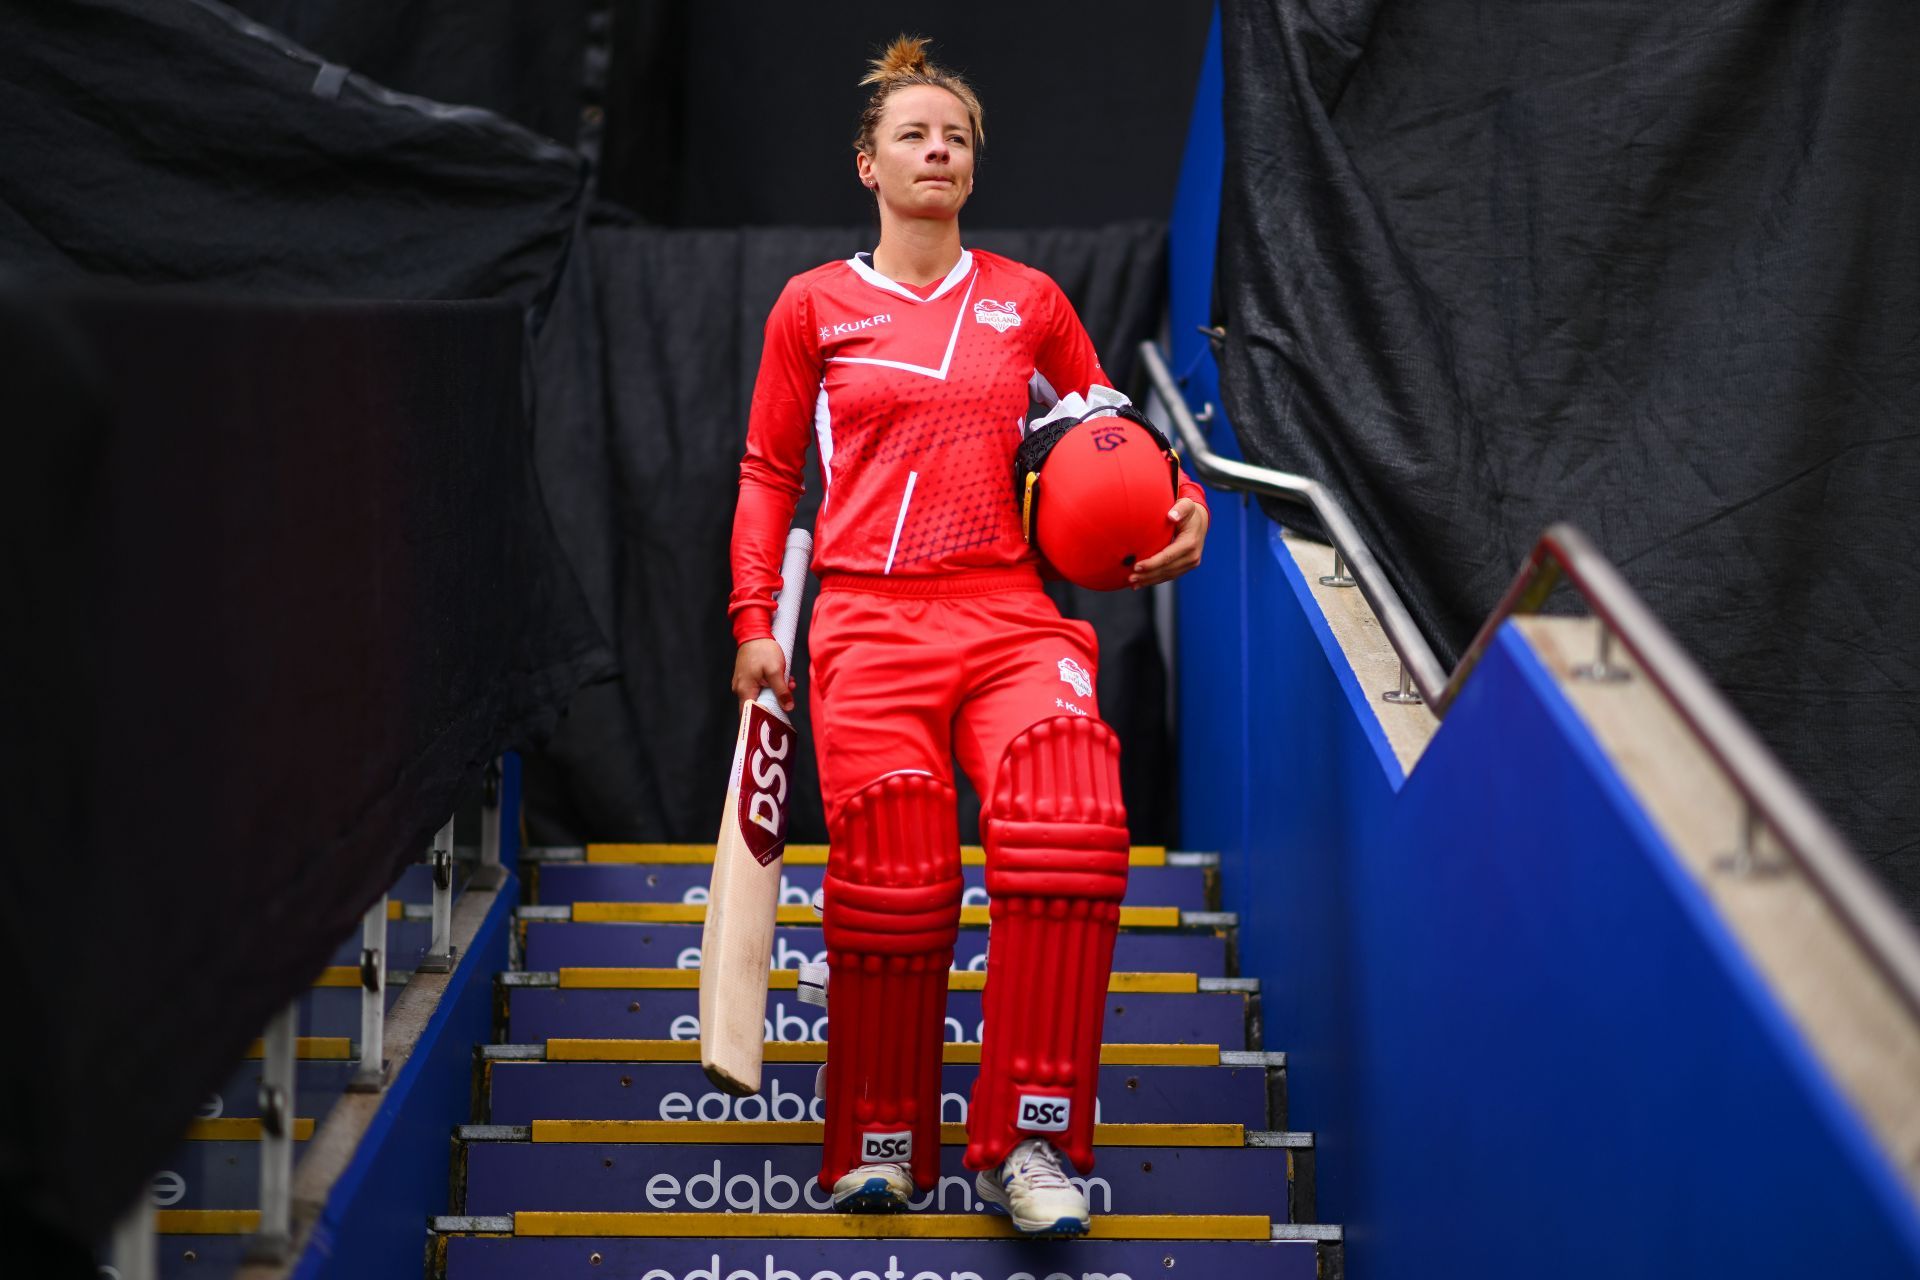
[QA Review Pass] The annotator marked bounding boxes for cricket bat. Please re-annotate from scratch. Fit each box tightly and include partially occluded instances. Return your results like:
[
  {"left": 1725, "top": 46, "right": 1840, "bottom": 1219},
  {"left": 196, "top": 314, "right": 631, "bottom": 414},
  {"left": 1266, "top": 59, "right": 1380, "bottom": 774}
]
[{"left": 700, "top": 526, "right": 813, "bottom": 1095}]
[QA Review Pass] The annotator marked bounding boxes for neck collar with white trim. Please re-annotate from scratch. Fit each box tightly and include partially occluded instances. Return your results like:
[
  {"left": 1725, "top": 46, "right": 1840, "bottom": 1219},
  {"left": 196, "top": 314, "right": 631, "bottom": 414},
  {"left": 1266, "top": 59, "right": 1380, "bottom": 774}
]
[{"left": 848, "top": 249, "right": 973, "bottom": 303}]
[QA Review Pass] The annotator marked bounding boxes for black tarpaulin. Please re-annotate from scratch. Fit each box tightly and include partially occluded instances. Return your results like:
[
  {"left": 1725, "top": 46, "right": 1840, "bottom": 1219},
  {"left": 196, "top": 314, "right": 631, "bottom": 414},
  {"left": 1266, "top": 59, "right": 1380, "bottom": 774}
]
[
  {"left": 1, "top": 0, "right": 583, "bottom": 305},
  {"left": 0, "top": 0, "right": 611, "bottom": 1257},
  {"left": 525, "top": 218, "right": 1177, "bottom": 847},
  {"left": 1216, "top": 0, "right": 1920, "bottom": 902},
  {"left": 222, "top": 0, "right": 596, "bottom": 147}
]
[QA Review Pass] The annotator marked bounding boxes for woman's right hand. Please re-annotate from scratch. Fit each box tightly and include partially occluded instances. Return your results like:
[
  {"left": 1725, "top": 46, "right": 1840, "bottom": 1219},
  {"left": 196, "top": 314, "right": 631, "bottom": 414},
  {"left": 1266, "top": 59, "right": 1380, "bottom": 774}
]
[{"left": 732, "top": 638, "right": 796, "bottom": 711}]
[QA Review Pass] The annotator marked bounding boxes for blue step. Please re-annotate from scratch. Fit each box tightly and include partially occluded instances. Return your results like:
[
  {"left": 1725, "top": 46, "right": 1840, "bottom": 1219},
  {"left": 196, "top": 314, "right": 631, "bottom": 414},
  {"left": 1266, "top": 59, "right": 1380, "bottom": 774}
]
[
  {"left": 154, "top": 1140, "right": 308, "bottom": 1211},
  {"left": 459, "top": 1136, "right": 1301, "bottom": 1220},
  {"left": 206, "top": 1060, "right": 358, "bottom": 1119},
  {"left": 502, "top": 985, "right": 1250, "bottom": 1048},
  {"left": 521, "top": 922, "right": 1232, "bottom": 976},
  {"left": 292, "top": 983, "right": 404, "bottom": 1038},
  {"left": 484, "top": 1059, "right": 1282, "bottom": 1128},
  {"left": 534, "top": 862, "right": 1213, "bottom": 911},
  {"left": 326, "top": 919, "right": 434, "bottom": 967},
  {"left": 440, "top": 1235, "right": 1318, "bottom": 1279}
]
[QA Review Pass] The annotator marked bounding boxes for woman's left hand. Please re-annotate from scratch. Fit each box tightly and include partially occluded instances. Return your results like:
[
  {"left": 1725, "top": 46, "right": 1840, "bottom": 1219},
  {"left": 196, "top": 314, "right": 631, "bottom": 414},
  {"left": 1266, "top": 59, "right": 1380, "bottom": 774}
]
[{"left": 1129, "top": 498, "right": 1209, "bottom": 589}]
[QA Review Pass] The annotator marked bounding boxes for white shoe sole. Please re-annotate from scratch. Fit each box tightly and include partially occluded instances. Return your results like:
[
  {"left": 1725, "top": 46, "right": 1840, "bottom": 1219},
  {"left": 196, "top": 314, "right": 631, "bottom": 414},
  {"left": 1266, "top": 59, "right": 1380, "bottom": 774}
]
[
  {"left": 973, "top": 1170, "right": 1090, "bottom": 1236},
  {"left": 832, "top": 1175, "right": 910, "bottom": 1213}
]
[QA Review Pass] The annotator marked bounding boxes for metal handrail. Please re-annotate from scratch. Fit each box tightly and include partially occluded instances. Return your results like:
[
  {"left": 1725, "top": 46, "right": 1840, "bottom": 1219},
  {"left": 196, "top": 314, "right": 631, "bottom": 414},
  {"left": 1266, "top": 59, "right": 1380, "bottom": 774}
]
[
  {"left": 1139, "top": 344, "right": 1448, "bottom": 705},
  {"left": 1139, "top": 339, "right": 1920, "bottom": 1027}
]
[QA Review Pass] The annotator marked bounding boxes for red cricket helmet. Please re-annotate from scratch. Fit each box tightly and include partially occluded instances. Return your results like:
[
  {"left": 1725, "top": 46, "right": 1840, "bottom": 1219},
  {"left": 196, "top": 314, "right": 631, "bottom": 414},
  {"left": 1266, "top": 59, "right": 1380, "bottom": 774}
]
[{"left": 1014, "top": 405, "right": 1180, "bottom": 591}]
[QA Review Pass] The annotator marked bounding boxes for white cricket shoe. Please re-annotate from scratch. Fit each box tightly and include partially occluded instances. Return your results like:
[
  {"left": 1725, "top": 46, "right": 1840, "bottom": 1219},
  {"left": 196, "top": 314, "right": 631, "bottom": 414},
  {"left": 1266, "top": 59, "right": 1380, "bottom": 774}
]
[
  {"left": 831, "top": 1161, "right": 914, "bottom": 1212},
  {"left": 974, "top": 1138, "right": 1090, "bottom": 1236}
]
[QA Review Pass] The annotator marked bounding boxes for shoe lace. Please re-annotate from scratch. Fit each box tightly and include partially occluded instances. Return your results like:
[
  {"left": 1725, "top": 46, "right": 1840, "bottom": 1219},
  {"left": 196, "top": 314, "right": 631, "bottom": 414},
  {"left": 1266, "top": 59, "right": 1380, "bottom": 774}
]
[{"left": 1007, "top": 1138, "right": 1073, "bottom": 1191}]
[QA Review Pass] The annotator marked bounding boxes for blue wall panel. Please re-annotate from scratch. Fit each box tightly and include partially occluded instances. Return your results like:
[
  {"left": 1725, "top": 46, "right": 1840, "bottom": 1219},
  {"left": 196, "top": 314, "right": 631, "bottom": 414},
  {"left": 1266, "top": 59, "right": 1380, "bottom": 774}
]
[{"left": 1197, "top": 522, "right": 1920, "bottom": 1277}]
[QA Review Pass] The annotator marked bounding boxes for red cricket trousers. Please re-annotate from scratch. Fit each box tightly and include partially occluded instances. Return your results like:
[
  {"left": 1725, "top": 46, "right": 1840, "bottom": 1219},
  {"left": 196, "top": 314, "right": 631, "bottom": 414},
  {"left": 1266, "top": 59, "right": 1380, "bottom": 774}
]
[{"left": 806, "top": 566, "right": 1102, "bottom": 822}]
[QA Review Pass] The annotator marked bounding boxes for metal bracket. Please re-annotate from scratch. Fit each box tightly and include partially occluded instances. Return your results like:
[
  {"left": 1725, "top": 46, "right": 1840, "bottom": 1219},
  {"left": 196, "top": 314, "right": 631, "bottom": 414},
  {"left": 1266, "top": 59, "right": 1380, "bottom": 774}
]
[
  {"left": 420, "top": 818, "right": 457, "bottom": 973},
  {"left": 257, "top": 1083, "right": 287, "bottom": 1140},
  {"left": 348, "top": 892, "right": 391, "bottom": 1091},
  {"left": 1714, "top": 804, "right": 1786, "bottom": 879},
  {"left": 1319, "top": 550, "right": 1356, "bottom": 589},
  {"left": 1382, "top": 662, "right": 1424, "bottom": 705},
  {"left": 245, "top": 1002, "right": 297, "bottom": 1263},
  {"left": 1572, "top": 621, "right": 1632, "bottom": 683},
  {"left": 471, "top": 756, "right": 507, "bottom": 891}
]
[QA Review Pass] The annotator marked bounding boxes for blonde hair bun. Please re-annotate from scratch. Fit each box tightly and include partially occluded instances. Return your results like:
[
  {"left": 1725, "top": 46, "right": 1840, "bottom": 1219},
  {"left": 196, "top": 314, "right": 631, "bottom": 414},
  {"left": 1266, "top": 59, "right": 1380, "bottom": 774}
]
[{"left": 862, "top": 34, "right": 933, "bottom": 86}]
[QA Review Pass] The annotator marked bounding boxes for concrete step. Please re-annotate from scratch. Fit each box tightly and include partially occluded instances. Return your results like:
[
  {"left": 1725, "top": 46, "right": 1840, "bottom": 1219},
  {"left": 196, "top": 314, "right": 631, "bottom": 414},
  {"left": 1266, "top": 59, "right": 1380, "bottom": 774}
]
[
  {"left": 520, "top": 920, "right": 1233, "bottom": 976},
  {"left": 531, "top": 861, "right": 1215, "bottom": 912},
  {"left": 454, "top": 1122, "right": 1309, "bottom": 1221},
  {"left": 481, "top": 1053, "right": 1284, "bottom": 1128},
  {"left": 498, "top": 970, "right": 1257, "bottom": 1048},
  {"left": 525, "top": 844, "right": 1214, "bottom": 868},
  {"left": 431, "top": 1220, "right": 1323, "bottom": 1280}
]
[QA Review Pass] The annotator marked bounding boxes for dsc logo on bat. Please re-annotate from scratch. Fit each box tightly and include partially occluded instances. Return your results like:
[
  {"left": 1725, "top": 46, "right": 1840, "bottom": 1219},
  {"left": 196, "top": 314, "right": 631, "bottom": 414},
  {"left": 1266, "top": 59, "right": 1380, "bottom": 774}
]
[{"left": 737, "top": 702, "right": 793, "bottom": 866}]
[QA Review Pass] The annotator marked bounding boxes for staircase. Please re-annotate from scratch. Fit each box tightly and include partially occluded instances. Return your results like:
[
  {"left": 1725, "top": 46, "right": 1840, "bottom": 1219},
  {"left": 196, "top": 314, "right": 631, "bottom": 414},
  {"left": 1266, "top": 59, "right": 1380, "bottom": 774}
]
[
  {"left": 430, "top": 843, "right": 1342, "bottom": 1277},
  {"left": 144, "top": 862, "right": 461, "bottom": 1263}
]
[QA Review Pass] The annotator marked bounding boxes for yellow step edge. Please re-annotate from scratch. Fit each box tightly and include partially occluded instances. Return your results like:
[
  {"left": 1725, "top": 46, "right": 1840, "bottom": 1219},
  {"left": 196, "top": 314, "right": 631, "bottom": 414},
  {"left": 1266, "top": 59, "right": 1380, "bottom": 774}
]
[
  {"left": 587, "top": 843, "right": 1170, "bottom": 868},
  {"left": 509, "top": 1211, "right": 1269, "bottom": 1241},
  {"left": 244, "top": 1037, "right": 352, "bottom": 1061},
  {"left": 185, "top": 1118, "right": 316, "bottom": 1141},
  {"left": 555, "top": 967, "right": 1199, "bottom": 995},
  {"left": 156, "top": 1210, "right": 260, "bottom": 1235},
  {"left": 543, "top": 1039, "right": 1220, "bottom": 1067},
  {"left": 565, "top": 903, "right": 1183, "bottom": 929},
  {"left": 528, "top": 1120, "right": 1242, "bottom": 1147},
  {"left": 388, "top": 899, "right": 404, "bottom": 920}
]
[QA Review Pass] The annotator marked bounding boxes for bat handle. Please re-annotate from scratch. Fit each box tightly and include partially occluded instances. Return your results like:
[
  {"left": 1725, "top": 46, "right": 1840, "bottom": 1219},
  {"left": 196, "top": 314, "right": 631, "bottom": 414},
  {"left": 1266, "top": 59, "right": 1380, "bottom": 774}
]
[{"left": 757, "top": 527, "right": 813, "bottom": 713}]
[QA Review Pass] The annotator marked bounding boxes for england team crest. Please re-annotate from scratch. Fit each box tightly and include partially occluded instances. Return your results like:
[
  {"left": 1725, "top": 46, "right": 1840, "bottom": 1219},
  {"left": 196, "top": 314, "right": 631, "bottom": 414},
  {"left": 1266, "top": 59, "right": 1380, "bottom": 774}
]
[
  {"left": 1057, "top": 656, "right": 1093, "bottom": 698},
  {"left": 973, "top": 299, "right": 1021, "bottom": 332}
]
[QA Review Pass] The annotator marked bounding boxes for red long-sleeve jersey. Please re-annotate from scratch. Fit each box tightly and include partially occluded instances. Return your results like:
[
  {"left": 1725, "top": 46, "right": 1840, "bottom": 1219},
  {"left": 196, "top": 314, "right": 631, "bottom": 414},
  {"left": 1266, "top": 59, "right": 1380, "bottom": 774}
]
[{"left": 729, "top": 247, "right": 1205, "bottom": 644}]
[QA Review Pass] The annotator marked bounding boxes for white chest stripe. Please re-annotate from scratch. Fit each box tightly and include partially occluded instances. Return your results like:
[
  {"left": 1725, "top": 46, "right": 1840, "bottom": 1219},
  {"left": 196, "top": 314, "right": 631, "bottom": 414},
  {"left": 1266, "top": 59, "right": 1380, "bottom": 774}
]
[
  {"left": 812, "top": 384, "right": 833, "bottom": 489},
  {"left": 883, "top": 470, "right": 919, "bottom": 575},
  {"left": 828, "top": 273, "right": 977, "bottom": 382}
]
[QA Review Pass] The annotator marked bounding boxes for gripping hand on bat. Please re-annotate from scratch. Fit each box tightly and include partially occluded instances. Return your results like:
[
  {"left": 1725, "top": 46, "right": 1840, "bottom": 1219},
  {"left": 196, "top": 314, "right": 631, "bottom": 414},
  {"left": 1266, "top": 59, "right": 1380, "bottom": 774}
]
[{"left": 732, "top": 637, "right": 797, "bottom": 712}]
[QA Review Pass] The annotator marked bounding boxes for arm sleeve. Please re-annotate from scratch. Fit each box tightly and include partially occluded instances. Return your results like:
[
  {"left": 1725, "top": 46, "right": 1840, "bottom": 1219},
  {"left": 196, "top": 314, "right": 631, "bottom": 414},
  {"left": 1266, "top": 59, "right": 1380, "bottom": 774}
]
[
  {"left": 729, "top": 277, "right": 822, "bottom": 645},
  {"left": 1032, "top": 275, "right": 1210, "bottom": 513}
]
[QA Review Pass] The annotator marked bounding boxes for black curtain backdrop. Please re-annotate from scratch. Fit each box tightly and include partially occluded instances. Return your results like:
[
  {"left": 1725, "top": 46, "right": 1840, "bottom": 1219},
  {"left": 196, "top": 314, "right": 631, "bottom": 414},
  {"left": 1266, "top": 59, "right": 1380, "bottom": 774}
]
[
  {"left": 1216, "top": 0, "right": 1920, "bottom": 904},
  {"left": 0, "top": 0, "right": 610, "bottom": 1258},
  {"left": 525, "top": 217, "right": 1175, "bottom": 848},
  {"left": 0, "top": 0, "right": 586, "bottom": 304},
  {"left": 223, "top": 0, "right": 596, "bottom": 147},
  {"left": 600, "top": 0, "right": 1214, "bottom": 227}
]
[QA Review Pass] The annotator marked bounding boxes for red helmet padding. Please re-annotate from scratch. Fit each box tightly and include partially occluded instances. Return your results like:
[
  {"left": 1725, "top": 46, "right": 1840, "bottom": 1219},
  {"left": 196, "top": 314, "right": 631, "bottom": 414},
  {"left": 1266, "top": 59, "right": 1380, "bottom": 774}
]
[{"left": 1032, "top": 418, "right": 1177, "bottom": 591}]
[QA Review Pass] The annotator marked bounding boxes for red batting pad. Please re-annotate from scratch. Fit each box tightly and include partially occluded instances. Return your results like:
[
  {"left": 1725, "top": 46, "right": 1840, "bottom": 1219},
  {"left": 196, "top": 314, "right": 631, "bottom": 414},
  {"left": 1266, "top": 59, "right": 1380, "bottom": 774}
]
[
  {"left": 965, "top": 716, "right": 1130, "bottom": 1173},
  {"left": 819, "top": 770, "right": 962, "bottom": 1191}
]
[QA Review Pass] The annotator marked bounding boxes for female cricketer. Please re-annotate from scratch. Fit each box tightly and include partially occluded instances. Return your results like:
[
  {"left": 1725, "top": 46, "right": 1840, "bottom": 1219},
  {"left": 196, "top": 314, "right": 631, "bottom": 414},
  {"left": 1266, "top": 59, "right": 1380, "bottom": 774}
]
[{"left": 728, "top": 36, "right": 1209, "bottom": 1235}]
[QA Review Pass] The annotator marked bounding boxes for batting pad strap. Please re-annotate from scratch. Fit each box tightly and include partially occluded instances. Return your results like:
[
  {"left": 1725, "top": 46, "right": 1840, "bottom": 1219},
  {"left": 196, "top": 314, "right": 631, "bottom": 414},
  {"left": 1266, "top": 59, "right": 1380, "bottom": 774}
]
[
  {"left": 985, "top": 839, "right": 1129, "bottom": 903},
  {"left": 821, "top": 875, "right": 964, "bottom": 953}
]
